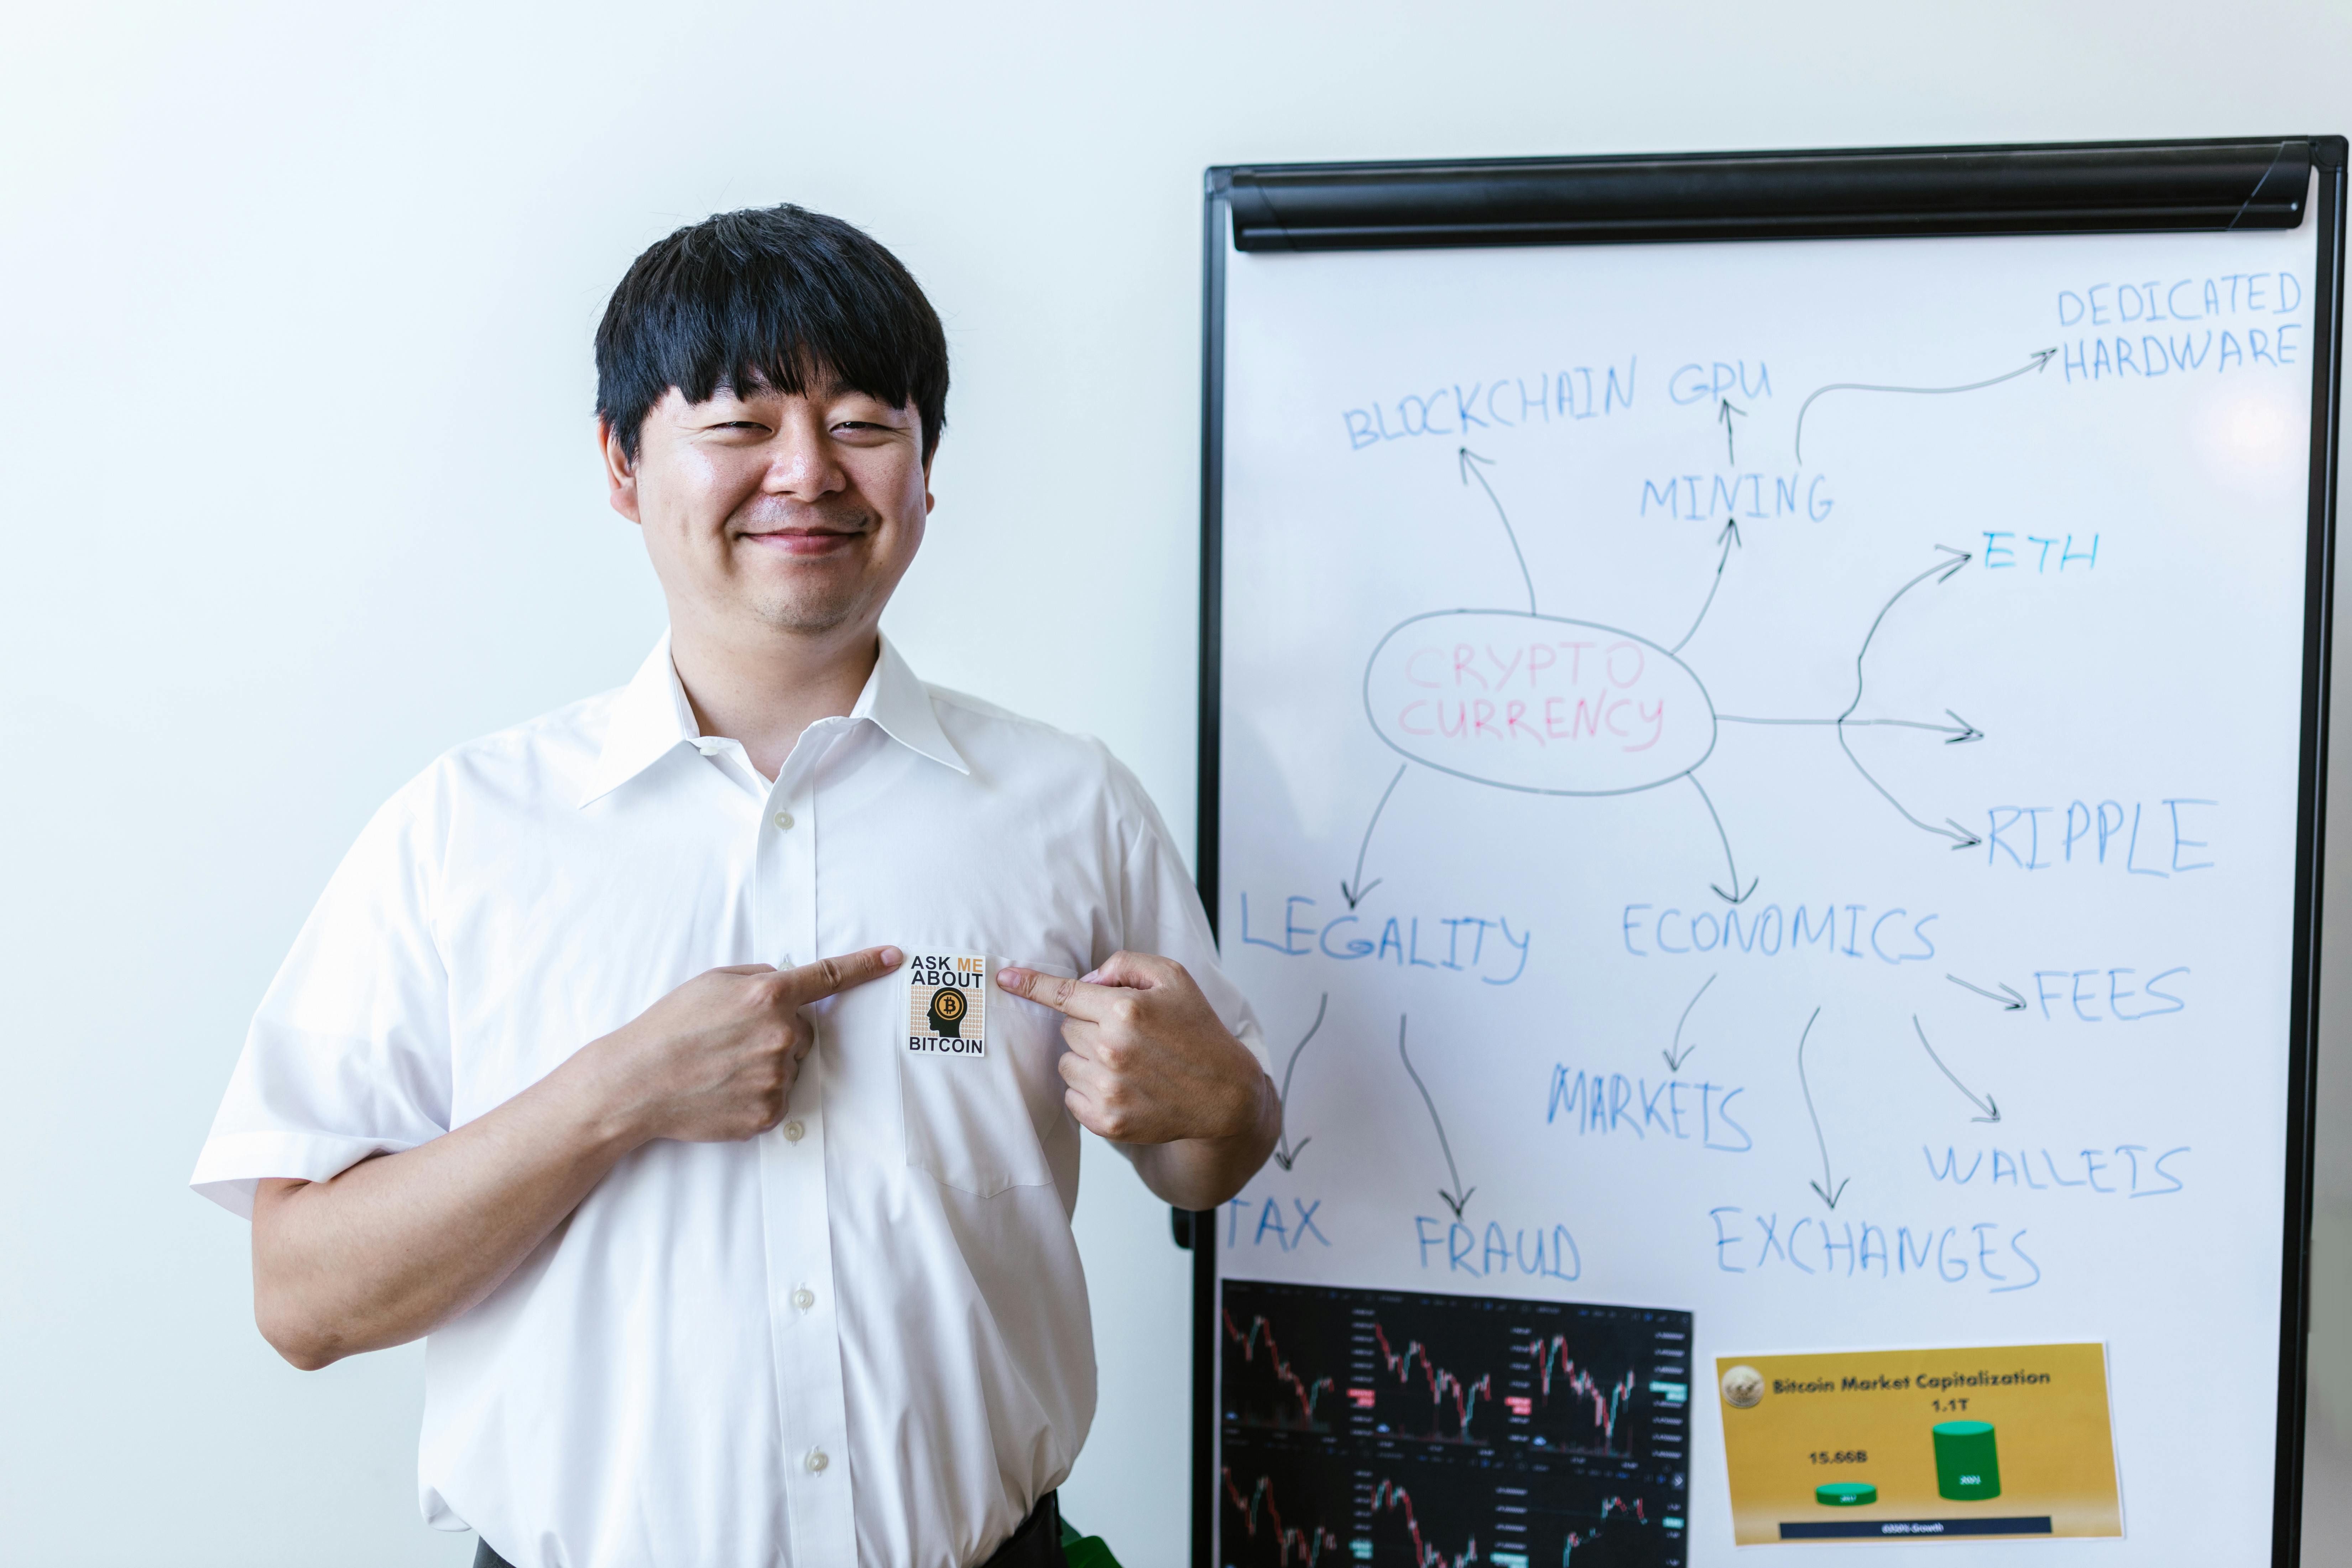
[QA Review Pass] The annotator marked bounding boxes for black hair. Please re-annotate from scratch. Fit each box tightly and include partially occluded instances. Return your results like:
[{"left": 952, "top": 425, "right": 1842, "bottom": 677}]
[{"left": 594, "top": 204, "right": 948, "bottom": 462}]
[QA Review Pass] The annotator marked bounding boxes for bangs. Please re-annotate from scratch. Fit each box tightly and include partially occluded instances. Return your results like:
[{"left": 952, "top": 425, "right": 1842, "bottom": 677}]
[{"left": 596, "top": 205, "right": 948, "bottom": 461}]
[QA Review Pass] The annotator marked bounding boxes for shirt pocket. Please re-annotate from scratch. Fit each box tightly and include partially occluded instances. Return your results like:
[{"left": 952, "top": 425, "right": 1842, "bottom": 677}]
[{"left": 899, "top": 954, "right": 1062, "bottom": 1197}]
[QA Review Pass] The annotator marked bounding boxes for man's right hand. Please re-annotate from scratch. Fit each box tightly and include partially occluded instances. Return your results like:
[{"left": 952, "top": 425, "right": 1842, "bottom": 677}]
[
  {"left": 249, "top": 942, "right": 904, "bottom": 1370},
  {"left": 585, "top": 946, "right": 904, "bottom": 1145}
]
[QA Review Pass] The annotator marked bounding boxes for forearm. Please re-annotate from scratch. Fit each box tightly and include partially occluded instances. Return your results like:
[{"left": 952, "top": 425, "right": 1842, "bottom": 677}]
[
  {"left": 1126, "top": 1069, "right": 1281, "bottom": 1211},
  {"left": 252, "top": 1050, "right": 641, "bottom": 1369}
]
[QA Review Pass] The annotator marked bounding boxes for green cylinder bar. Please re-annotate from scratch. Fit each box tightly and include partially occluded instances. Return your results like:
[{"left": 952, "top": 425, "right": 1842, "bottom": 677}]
[
  {"left": 1816, "top": 1482, "right": 1877, "bottom": 1507},
  {"left": 1933, "top": 1420, "right": 2001, "bottom": 1500}
]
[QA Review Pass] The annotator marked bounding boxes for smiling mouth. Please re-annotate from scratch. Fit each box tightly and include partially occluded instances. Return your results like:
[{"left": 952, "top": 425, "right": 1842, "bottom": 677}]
[{"left": 739, "top": 527, "right": 866, "bottom": 557}]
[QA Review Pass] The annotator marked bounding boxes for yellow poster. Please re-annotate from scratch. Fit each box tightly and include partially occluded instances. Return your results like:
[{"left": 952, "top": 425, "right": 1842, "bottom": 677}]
[{"left": 1714, "top": 1343, "right": 2121, "bottom": 1544}]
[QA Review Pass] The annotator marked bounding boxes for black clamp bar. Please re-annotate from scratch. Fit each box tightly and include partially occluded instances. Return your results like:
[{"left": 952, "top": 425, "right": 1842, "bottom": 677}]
[{"left": 1219, "top": 137, "right": 2340, "bottom": 252}]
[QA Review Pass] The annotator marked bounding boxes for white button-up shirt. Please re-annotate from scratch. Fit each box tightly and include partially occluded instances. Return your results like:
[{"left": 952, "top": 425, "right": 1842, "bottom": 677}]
[{"left": 191, "top": 636, "right": 1263, "bottom": 1568}]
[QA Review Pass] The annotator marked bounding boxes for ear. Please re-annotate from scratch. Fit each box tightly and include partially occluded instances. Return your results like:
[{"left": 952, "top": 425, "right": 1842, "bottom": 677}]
[{"left": 600, "top": 419, "right": 641, "bottom": 524}]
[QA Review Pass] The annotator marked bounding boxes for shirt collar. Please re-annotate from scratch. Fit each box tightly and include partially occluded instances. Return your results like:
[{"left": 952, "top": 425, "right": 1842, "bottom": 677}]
[
  {"left": 856, "top": 634, "right": 970, "bottom": 777},
  {"left": 579, "top": 632, "right": 967, "bottom": 808}
]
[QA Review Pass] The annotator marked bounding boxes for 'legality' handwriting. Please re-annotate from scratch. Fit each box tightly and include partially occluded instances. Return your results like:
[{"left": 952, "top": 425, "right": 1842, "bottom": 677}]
[{"left": 1240, "top": 893, "right": 1530, "bottom": 985}]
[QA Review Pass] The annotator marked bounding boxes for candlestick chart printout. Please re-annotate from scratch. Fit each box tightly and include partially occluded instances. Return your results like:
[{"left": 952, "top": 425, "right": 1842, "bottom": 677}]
[
  {"left": 1219, "top": 1281, "right": 1690, "bottom": 1566},
  {"left": 1206, "top": 157, "right": 2336, "bottom": 1566}
]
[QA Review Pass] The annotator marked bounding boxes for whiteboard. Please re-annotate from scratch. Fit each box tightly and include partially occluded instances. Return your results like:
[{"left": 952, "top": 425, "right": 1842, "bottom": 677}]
[{"left": 1203, "top": 150, "right": 2338, "bottom": 1568}]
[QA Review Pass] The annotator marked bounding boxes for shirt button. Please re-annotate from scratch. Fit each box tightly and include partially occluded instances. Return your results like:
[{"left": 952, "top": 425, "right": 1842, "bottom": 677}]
[
  {"left": 805, "top": 1448, "right": 829, "bottom": 1474},
  {"left": 772, "top": 810, "right": 795, "bottom": 830},
  {"left": 782, "top": 1120, "right": 805, "bottom": 1143},
  {"left": 791, "top": 1287, "right": 815, "bottom": 1310}
]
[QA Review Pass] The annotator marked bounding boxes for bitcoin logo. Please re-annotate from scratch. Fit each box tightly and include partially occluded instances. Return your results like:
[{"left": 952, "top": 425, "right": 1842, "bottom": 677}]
[{"left": 927, "top": 986, "right": 966, "bottom": 1037}]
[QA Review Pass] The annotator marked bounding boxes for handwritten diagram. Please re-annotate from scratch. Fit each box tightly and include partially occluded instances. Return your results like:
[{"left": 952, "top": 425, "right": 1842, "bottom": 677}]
[
  {"left": 1215, "top": 197, "right": 2315, "bottom": 1568},
  {"left": 1344, "top": 371, "right": 2052, "bottom": 912},
  {"left": 1231, "top": 324, "right": 2206, "bottom": 1235},
  {"left": 1277, "top": 353, "right": 2069, "bottom": 1221}
]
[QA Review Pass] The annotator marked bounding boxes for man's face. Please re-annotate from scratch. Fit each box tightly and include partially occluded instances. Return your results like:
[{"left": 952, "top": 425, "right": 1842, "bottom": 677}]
[{"left": 604, "top": 375, "right": 932, "bottom": 641}]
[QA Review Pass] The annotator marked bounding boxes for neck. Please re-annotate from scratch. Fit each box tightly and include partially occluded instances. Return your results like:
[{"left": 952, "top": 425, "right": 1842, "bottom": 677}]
[{"left": 667, "top": 613, "right": 881, "bottom": 781}]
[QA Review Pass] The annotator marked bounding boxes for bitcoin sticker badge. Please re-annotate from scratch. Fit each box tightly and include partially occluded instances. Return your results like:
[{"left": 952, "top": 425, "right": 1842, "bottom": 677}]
[{"left": 907, "top": 953, "right": 987, "bottom": 1058}]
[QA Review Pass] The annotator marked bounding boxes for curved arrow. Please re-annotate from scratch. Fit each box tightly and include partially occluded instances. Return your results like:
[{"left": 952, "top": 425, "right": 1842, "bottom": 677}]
[
  {"left": 1398, "top": 1015, "right": 1474, "bottom": 1219},
  {"left": 1460, "top": 447, "right": 1537, "bottom": 615},
  {"left": 1798, "top": 1006, "right": 1846, "bottom": 1209},
  {"left": 1836, "top": 547, "right": 1981, "bottom": 850},
  {"left": 1340, "top": 764, "right": 1408, "bottom": 908},
  {"left": 1794, "top": 348, "right": 2059, "bottom": 463},
  {"left": 1688, "top": 773, "right": 1757, "bottom": 903},
  {"left": 1669, "top": 520, "right": 1741, "bottom": 655},
  {"left": 1914, "top": 1015, "right": 2001, "bottom": 1122},
  {"left": 1271, "top": 994, "right": 1329, "bottom": 1170},
  {"left": 1719, "top": 397, "right": 1745, "bottom": 465},
  {"left": 1663, "top": 973, "right": 1717, "bottom": 1072}
]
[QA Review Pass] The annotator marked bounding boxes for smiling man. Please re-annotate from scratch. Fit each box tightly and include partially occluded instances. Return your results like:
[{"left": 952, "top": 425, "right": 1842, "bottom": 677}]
[{"left": 192, "top": 205, "right": 1278, "bottom": 1568}]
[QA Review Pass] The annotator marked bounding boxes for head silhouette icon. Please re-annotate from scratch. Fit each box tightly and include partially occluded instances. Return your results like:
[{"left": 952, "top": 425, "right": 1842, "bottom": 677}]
[{"left": 927, "top": 985, "right": 966, "bottom": 1037}]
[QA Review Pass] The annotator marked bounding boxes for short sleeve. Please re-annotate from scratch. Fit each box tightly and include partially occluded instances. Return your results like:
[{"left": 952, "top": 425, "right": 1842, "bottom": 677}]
[
  {"left": 190, "top": 775, "right": 455, "bottom": 1218},
  {"left": 1102, "top": 756, "right": 1269, "bottom": 1073}
]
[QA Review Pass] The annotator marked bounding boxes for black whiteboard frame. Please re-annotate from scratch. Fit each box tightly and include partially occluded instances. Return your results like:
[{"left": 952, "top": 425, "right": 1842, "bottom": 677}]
[{"left": 1191, "top": 136, "right": 2346, "bottom": 1568}]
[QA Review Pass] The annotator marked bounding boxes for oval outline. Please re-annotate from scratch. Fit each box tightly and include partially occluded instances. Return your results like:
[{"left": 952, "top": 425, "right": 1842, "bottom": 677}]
[{"left": 1360, "top": 607, "right": 1719, "bottom": 797}]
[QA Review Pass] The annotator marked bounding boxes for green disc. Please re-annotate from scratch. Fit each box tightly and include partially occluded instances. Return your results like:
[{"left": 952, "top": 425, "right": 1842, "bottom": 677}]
[
  {"left": 1816, "top": 1482, "right": 1877, "bottom": 1507},
  {"left": 1933, "top": 1419, "right": 2002, "bottom": 1501}
]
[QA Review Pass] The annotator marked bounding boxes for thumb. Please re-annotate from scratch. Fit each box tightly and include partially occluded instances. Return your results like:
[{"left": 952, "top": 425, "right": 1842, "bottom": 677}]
[{"left": 1080, "top": 950, "right": 1169, "bottom": 989}]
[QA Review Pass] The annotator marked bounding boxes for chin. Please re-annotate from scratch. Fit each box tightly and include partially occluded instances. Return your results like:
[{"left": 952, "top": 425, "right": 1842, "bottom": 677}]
[{"left": 745, "top": 590, "right": 865, "bottom": 635}]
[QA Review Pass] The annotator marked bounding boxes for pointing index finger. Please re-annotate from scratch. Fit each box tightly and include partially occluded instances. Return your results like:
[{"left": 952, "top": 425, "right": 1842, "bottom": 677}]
[
  {"left": 786, "top": 945, "right": 904, "bottom": 1002},
  {"left": 997, "top": 965, "right": 1112, "bottom": 1021}
]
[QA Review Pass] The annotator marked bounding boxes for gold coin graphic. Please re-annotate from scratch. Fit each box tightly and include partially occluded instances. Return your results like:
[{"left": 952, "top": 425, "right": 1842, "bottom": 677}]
[
  {"left": 927, "top": 985, "right": 967, "bottom": 1037},
  {"left": 1721, "top": 1365, "right": 1765, "bottom": 1409}
]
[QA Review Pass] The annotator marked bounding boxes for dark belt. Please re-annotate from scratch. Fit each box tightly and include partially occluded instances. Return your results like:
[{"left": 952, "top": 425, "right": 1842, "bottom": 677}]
[{"left": 473, "top": 1489, "right": 1064, "bottom": 1568}]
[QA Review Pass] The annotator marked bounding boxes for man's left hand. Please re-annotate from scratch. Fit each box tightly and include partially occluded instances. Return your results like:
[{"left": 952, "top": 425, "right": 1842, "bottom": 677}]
[{"left": 997, "top": 953, "right": 1271, "bottom": 1147}]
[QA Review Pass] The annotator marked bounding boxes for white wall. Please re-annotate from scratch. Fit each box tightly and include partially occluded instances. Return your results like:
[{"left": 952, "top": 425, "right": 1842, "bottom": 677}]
[{"left": 1, "top": 3, "right": 2347, "bottom": 1563}]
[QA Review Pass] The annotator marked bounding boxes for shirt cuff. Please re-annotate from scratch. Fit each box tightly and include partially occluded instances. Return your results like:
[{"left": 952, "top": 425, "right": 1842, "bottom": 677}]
[{"left": 189, "top": 1131, "right": 422, "bottom": 1219}]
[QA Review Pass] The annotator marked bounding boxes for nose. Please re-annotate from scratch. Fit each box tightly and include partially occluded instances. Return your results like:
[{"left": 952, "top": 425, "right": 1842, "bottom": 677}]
[{"left": 761, "top": 409, "right": 847, "bottom": 500}]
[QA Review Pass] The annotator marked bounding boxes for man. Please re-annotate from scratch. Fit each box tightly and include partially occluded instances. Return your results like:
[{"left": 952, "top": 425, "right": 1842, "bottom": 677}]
[{"left": 192, "top": 204, "right": 1278, "bottom": 1568}]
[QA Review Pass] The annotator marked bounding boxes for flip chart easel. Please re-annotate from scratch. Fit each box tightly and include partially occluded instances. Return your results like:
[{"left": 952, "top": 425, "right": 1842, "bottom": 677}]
[{"left": 1190, "top": 138, "right": 2345, "bottom": 1567}]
